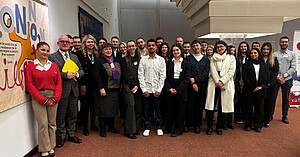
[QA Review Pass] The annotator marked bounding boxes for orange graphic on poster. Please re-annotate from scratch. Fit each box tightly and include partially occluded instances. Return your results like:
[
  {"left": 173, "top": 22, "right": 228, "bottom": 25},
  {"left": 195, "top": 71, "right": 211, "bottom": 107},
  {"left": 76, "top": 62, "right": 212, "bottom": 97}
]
[{"left": 9, "top": 22, "right": 37, "bottom": 89}]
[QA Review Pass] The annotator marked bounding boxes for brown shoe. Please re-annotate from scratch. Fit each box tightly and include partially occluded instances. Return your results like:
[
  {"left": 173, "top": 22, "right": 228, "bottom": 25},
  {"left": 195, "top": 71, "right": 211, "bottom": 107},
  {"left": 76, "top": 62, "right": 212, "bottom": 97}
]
[
  {"left": 68, "top": 136, "right": 82, "bottom": 143},
  {"left": 56, "top": 137, "right": 64, "bottom": 148}
]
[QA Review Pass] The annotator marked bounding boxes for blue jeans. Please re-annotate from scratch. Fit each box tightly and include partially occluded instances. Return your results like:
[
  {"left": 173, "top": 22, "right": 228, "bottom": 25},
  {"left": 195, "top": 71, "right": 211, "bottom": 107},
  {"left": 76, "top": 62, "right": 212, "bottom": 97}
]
[
  {"left": 143, "top": 94, "right": 162, "bottom": 130},
  {"left": 273, "top": 79, "right": 293, "bottom": 116}
]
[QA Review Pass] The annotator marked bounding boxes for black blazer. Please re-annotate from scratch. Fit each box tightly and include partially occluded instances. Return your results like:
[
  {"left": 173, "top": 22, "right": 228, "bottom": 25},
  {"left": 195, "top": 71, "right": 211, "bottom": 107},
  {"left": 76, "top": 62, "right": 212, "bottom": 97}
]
[
  {"left": 242, "top": 60, "right": 269, "bottom": 99},
  {"left": 265, "top": 57, "right": 279, "bottom": 86},
  {"left": 78, "top": 52, "right": 95, "bottom": 88},
  {"left": 164, "top": 59, "right": 191, "bottom": 101}
]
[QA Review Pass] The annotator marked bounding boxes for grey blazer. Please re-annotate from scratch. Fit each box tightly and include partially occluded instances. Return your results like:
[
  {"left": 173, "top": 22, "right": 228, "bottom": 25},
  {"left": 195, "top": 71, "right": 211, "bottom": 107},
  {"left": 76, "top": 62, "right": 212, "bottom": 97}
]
[{"left": 49, "top": 50, "right": 84, "bottom": 98}]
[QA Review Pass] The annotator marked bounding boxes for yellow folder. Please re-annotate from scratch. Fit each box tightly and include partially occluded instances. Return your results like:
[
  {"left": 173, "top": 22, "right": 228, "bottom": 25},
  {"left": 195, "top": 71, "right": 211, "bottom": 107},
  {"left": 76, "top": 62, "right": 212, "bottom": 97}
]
[{"left": 62, "top": 58, "right": 79, "bottom": 81}]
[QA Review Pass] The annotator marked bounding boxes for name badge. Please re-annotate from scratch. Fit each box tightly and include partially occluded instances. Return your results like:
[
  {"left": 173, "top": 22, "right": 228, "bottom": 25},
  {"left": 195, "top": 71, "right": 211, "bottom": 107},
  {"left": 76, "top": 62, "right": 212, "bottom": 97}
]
[
  {"left": 110, "top": 63, "right": 115, "bottom": 69},
  {"left": 133, "top": 61, "right": 138, "bottom": 65}
]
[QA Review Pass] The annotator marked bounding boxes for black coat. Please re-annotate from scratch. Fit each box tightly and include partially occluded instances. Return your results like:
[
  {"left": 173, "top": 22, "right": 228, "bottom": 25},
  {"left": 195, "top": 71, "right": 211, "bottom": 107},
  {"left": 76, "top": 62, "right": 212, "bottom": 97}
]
[
  {"left": 78, "top": 52, "right": 95, "bottom": 88},
  {"left": 242, "top": 60, "right": 269, "bottom": 99},
  {"left": 164, "top": 59, "right": 191, "bottom": 101},
  {"left": 265, "top": 57, "right": 279, "bottom": 86}
]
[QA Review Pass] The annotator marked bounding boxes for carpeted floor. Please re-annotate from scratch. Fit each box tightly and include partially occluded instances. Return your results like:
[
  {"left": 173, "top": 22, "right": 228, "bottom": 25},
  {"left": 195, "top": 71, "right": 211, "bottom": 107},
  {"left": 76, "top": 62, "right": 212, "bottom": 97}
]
[{"left": 34, "top": 91, "right": 300, "bottom": 157}]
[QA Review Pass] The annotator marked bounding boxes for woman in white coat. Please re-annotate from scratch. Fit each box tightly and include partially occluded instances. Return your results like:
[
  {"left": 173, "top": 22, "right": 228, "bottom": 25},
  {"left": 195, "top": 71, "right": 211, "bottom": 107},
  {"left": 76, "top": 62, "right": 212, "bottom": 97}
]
[{"left": 205, "top": 40, "right": 236, "bottom": 135}]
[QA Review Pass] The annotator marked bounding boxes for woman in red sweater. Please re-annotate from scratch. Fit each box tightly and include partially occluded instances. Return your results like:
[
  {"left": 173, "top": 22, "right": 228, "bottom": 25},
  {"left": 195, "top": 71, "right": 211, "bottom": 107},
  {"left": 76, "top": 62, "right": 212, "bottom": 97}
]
[{"left": 25, "top": 42, "right": 62, "bottom": 157}]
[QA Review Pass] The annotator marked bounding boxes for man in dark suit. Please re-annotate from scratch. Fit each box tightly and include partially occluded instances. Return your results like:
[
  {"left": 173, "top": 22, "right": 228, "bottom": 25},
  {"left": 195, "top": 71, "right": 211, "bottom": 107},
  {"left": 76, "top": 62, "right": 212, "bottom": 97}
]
[{"left": 48, "top": 35, "right": 84, "bottom": 148}]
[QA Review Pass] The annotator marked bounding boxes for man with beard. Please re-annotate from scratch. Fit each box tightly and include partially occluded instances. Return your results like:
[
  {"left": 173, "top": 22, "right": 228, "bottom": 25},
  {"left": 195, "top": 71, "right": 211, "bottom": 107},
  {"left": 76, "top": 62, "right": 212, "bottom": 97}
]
[
  {"left": 138, "top": 39, "right": 166, "bottom": 137},
  {"left": 156, "top": 36, "right": 164, "bottom": 49},
  {"left": 71, "top": 36, "right": 82, "bottom": 58},
  {"left": 136, "top": 37, "right": 148, "bottom": 58},
  {"left": 111, "top": 36, "right": 121, "bottom": 58},
  {"left": 183, "top": 41, "right": 191, "bottom": 58},
  {"left": 273, "top": 36, "right": 296, "bottom": 124}
]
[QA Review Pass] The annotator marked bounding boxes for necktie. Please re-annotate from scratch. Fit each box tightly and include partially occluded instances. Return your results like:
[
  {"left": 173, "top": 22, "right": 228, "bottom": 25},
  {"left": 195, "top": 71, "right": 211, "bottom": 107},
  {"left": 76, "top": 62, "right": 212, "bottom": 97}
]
[{"left": 65, "top": 53, "right": 69, "bottom": 59}]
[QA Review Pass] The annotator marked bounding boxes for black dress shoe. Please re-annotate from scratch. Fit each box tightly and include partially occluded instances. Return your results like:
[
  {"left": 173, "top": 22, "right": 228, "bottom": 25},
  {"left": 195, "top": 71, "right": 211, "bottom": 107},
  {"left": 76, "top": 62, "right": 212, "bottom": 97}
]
[
  {"left": 83, "top": 128, "right": 89, "bottom": 136},
  {"left": 184, "top": 126, "right": 189, "bottom": 133},
  {"left": 164, "top": 129, "right": 172, "bottom": 134},
  {"left": 109, "top": 128, "right": 120, "bottom": 134},
  {"left": 171, "top": 131, "right": 183, "bottom": 137},
  {"left": 215, "top": 129, "right": 223, "bottom": 135},
  {"left": 135, "top": 130, "right": 140, "bottom": 135},
  {"left": 254, "top": 127, "right": 261, "bottom": 133},
  {"left": 227, "top": 125, "right": 235, "bottom": 130},
  {"left": 124, "top": 133, "right": 137, "bottom": 139},
  {"left": 91, "top": 125, "right": 99, "bottom": 131},
  {"left": 194, "top": 126, "right": 200, "bottom": 134},
  {"left": 56, "top": 137, "right": 64, "bottom": 148},
  {"left": 282, "top": 116, "right": 289, "bottom": 124},
  {"left": 222, "top": 126, "right": 228, "bottom": 130},
  {"left": 100, "top": 131, "right": 107, "bottom": 137},
  {"left": 48, "top": 151, "right": 55, "bottom": 157},
  {"left": 68, "top": 136, "right": 82, "bottom": 143},
  {"left": 206, "top": 129, "right": 212, "bottom": 135},
  {"left": 244, "top": 126, "right": 251, "bottom": 131}
]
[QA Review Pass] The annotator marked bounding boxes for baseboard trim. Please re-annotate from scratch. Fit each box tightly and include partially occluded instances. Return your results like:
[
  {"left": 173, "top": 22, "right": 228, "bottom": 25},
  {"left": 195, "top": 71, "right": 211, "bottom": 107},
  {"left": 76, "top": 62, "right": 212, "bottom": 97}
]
[{"left": 24, "top": 145, "right": 38, "bottom": 157}]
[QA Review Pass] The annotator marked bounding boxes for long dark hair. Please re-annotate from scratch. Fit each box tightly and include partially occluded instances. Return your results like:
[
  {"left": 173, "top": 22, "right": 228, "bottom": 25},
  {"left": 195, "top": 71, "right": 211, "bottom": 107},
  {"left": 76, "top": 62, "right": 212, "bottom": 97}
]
[
  {"left": 158, "top": 42, "right": 171, "bottom": 61},
  {"left": 125, "top": 40, "right": 140, "bottom": 64},
  {"left": 170, "top": 44, "right": 184, "bottom": 58},
  {"left": 249, "top": 48, "right": 263, "bottom": 62},
  {"left": 237, "top": 41, "right": 250, "bottom": 66},
  {"left": 261, "top": 42, "right": 275, "bottom": 67}
]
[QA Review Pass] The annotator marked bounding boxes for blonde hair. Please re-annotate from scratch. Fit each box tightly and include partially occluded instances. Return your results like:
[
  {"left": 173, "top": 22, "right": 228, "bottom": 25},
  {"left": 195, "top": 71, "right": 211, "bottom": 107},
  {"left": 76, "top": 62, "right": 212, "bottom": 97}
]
[
  {"left": 207, "top": 45, "right": 214, "bottom": 50},
  {"left": 82, "top": 34, "right": 99, "bottom": 57}
]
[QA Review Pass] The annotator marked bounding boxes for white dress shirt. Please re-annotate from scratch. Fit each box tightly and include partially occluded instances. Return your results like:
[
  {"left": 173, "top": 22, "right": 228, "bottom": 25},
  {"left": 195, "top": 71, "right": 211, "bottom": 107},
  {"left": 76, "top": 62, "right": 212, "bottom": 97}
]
[
  {"left": 172, "top": 57, "right": 183, "bottom": 79},
  {"left": 138, "top": 54, "right": 166, "bottom": 93},
  {"left": 34, "top": 59, "right": 52, "bottom": 71}
]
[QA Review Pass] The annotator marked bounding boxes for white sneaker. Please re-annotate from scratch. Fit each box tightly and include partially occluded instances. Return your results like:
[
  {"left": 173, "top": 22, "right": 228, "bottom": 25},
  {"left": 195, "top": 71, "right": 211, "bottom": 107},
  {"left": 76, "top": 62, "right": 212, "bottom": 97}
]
[
  {"left": 143, "top": 129, "right": 150, "bottom": 137},
  {"left": 157, "top": 129, "right": 163, "bottom": 136}
]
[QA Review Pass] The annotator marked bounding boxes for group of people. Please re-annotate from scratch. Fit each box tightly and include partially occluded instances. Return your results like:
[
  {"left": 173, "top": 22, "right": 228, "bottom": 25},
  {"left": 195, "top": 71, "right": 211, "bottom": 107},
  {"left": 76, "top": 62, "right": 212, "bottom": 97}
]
[{"left": 25, "top": 34, "right": 295, "bottom": 157}]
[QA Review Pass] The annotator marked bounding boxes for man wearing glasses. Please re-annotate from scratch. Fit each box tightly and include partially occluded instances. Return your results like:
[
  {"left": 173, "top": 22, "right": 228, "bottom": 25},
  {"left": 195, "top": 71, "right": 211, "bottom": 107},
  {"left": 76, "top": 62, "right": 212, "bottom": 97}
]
[
  {"left": 273, "top": 36, "right": 296, "bottom": 124},
  {"left": 49, "top": 35, "right": 84, "bottom": 148}
]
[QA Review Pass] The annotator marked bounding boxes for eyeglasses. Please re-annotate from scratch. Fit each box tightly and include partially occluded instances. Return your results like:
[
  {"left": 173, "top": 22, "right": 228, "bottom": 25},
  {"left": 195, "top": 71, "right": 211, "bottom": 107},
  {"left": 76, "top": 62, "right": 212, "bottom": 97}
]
[
  {"left": 250, "top": 51, "right": 258, "bottom": 54},
  {"left": 217, "top": 45, "right": 224, "bottom": 49},
  {"left": 59, "top": 40, "right": 70, "bottom": 44},
  {"left": 127, "top": 45, "right": 135, "bottom": 48}
]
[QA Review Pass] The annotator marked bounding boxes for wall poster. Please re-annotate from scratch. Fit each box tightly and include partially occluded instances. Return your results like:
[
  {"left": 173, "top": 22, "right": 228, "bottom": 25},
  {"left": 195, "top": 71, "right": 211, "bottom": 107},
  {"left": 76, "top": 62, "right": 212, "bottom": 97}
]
[{"left": 0, "top": 0, "right": 50, "bottom": 112}]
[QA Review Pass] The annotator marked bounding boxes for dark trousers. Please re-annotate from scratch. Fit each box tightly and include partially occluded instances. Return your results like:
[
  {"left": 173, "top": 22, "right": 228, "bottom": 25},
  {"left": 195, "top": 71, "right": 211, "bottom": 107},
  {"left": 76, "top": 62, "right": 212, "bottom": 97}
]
[
  {"left": 98, "top": 117, "right": 116, "bottom": 131},
  {"left": 165, "top": 92, "right": 185, "bottom": 132},
  {"left": 273, "top": 79, "right": 292, "bottom": 117},
  {"left": 234, "top": 87, "right": 245, "bottom": 122},
  {"left": 264, "top": 84, "right": 277, "bottom": 123},
  {"left": 123, "top": 84, "right": 143, "bottom": 134},
  {"left": 207, "top": 87, "right": 223, "bottom": 130},
  {"left": 245, "top": 97, "right": 264, "bottom": 128},
  {"left": 143, "top": 94, "right": 162, "bottom": 130},
  {"left": 80, "top": 87, "right": 96, "bottom": 129},
  {"left": 56, "top": 91, "right": 78, "bottom": 138},
  {"left": 223, "top": 113, "right": 233, "bottom": 127},
  {"left": 186, "top": 82, "right": 207, "bottom": 127}
]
